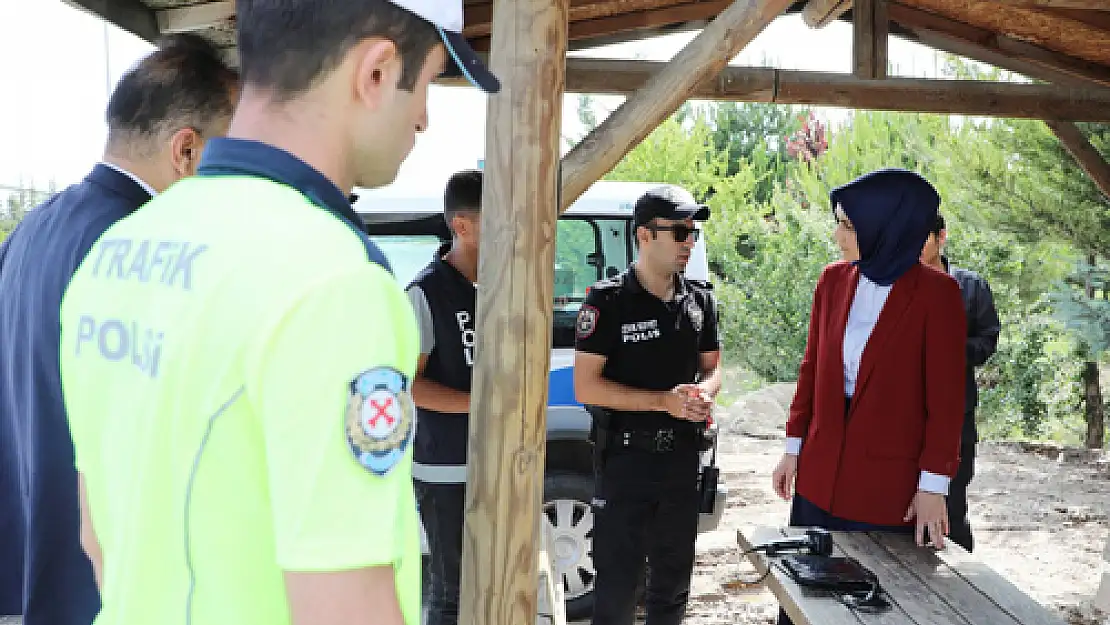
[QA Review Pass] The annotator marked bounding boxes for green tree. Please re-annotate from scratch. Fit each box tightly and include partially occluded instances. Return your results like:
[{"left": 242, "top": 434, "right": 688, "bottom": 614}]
[
  {"left": 955, "top": 117, "right": 1110, "bottom": 448},
  {"left": 1, "top": 178, "right": 54, "bottom": 243},
  {"left": 605, "top": 112, "right": 728, "bottom": 200},
  {"left": 699, "top": 102, "right": 804, "bottom": 205}
]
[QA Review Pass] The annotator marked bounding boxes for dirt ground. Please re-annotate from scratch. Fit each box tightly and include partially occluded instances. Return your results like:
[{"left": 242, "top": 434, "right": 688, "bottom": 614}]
[
  {"left": 677, "top": 383, "right": 1110, "bottom": 625},
  {"left": 3, "top": 384, "right": 1106, "bottom": 625}
]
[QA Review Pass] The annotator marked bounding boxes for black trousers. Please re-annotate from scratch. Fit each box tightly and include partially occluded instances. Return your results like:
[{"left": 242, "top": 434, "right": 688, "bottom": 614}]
[
  {"left": 945, "top": 441, "right": 977, "bottom": 552},
  {"left": 776, "top": 495, "right": 912, "bottom": 625},
  {"left": 591, "top": 447, "right": 701, "bottom": 625},
  {"left": 415, "top": 481, "right": 466, "bottom": 625}
]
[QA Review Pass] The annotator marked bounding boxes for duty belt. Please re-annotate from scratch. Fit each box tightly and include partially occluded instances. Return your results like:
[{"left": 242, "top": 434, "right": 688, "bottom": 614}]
[{"left": 615, "top": 427, "right": 705, "bottom": 453}]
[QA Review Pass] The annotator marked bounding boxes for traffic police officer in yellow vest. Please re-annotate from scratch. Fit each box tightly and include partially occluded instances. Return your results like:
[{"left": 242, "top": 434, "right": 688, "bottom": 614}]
[{"left": 57, "top": 2, "right": 499, "bottom": 625}]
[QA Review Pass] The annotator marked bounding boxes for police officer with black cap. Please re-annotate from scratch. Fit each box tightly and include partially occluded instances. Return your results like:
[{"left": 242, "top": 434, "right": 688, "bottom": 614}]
[{"left": 574, "top": 184, "right": 723, "bottom": 625}]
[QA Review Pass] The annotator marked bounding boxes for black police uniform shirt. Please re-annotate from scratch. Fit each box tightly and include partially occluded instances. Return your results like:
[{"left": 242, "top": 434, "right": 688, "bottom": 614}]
[
  {"left": 405, "top": 245, "right": 476, "bottom": 481},
  {"left": 574, "top": 265, "right": 721, "bottom": 433}
]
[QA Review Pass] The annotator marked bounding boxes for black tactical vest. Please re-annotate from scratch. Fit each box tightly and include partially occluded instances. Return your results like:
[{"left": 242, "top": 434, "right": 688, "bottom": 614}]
[{"left": 408, "top": 253, "right": 477, "bottom": 466}]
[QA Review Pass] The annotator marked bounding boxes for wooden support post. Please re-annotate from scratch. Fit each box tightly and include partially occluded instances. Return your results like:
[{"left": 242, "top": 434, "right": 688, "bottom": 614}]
[
  {"left": 802, "top": 0, "right": 852, "bottom": 28},
  {"left": 559, "top": 0, "right": 793, "bottom": 211},
  {"left": 460, "top": 1, "right": 568, "bottom": 625},
  {"left": 1045, "top": 120, "right": 1110, "bottom": 200},
  {"left": 852, "top": 0, "right": 888, "bottom": 79}
]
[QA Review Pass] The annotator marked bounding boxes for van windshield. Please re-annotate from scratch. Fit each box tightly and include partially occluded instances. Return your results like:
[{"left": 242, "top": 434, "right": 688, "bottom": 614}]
[
  {"left": 365, "top": 216, "right": 635, "bottom": 348},
  {"left": 370, "top": 235, "right": 443, "bottom": 286}
]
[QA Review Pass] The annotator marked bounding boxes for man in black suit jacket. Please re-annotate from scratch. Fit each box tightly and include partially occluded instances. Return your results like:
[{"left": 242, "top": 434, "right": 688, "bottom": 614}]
[
  {"left": 0, "top": 34, "right": 237, "bottom": 625},
  {"left": 921, "top": 213, "right": 1001, "bottom": 552}
]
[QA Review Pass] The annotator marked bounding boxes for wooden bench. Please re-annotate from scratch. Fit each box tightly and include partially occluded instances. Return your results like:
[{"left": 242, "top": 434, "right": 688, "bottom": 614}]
[{"left": 737, "top": 526, "right": 1068, "bottom": 625}]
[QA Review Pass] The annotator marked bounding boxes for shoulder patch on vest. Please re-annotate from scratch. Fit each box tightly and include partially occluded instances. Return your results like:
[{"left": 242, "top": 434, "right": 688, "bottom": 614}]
[
  {"left": 346, "top": 367, "right": 415, "bottom": 476},
  {"left": 576, "top": 304, "right": 600, "bottom": 340},
  {"left": 685, "top": 297, "right": 704, "bottom": 333}
]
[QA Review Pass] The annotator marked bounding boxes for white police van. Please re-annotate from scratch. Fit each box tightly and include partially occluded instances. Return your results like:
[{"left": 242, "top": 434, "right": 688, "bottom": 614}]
[{"left": 352, "top": 180, "right": 726, "bottom": 621}]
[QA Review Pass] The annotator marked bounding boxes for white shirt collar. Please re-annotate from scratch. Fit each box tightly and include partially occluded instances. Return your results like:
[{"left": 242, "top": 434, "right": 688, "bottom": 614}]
[{"left": 99, "top": 161, "right": 157, "bottom": 198}]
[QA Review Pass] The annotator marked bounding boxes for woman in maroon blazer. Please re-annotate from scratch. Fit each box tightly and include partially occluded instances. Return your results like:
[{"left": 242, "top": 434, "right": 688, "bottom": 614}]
[{"left": 771, "top": 168, "right": 967, "bottom": 552}]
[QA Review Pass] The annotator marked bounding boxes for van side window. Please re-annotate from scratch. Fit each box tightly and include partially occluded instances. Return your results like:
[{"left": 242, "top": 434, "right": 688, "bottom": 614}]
[
  {"left": 553, "top": 219, "right": 605, "bottom": 348},
  {"left": 555, "top": 220, "right": 600, "bottom": 306}
]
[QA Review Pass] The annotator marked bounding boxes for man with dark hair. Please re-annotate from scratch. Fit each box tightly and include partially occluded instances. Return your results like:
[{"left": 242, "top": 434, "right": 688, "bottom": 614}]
[
  {"left": 921, "top": 213, "right": 1001, "bottom": 552},
  {"left": 443, "top": 168, "right": 483, "bottom": 226},
  {"left": 0, "top": 33, "right": 238, "bottom": 625},
  {"left": 56, "top": 3, "right": 498, "bottom": 625},
  {"left": 406, "top": 168, "right": 483, "bottom": 625},
  {"left": 575, "top": 185, "right": 722, "bottom": 625}
]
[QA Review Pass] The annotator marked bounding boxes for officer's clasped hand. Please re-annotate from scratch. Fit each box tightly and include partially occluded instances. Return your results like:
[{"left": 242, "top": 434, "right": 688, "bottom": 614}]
[{"left": 673, "top": 384, "right": 713, "bottom": 422}]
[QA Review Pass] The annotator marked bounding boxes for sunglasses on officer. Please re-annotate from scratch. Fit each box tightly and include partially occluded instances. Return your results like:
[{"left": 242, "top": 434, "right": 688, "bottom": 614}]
[{"left": 645, "top": 221, "right": 701, "bottom": 243}]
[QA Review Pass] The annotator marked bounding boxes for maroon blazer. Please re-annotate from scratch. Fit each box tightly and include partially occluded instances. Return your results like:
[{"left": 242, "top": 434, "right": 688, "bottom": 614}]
[{"left": 787, "top": 261, "right": 967, "bottom": 526}]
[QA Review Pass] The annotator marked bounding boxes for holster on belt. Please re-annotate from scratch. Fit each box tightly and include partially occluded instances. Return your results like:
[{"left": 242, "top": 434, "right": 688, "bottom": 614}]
[
  {"left": 586, "top": 405, "right": 612, "bottom": 474},
  {"left": 698, "top": 427, "right": 719, "bottom": 513}
]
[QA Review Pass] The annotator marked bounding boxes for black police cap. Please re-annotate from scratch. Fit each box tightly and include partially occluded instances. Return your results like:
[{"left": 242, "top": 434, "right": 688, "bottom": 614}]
[{"left": 633, "top": 185, "right": 710, "bottom": 227}]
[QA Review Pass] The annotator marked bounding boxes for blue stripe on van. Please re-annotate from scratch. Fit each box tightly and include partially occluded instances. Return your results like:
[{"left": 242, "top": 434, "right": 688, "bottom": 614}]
[{"left": 548, "top": 366, "right": 580, "bottom": 406}]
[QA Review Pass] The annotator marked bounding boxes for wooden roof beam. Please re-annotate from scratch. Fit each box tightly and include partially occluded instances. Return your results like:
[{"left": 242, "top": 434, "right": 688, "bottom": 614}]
[
  {"left": 468, "top": 0, "right": 734, "bottom": 51},
  {"left": 157, "top": 1, "right": 235, "bottom": 34},
  {"left": 464, "top": 0, "right": 694, "bottom": 37},
  {"left": 477, "top": 58, "right": 1110, "bottom": 120},
  {"left": 559, "top": 0, "right": 795, "bottom": 211},
  {"left": 888, "top": 2, "right": 1110, "bottom": 89},
  {"left": 853, "top": 0, "right": 888, "bottom": 78},
  {"left": 802, "top": 0, "right": 852, "bottom": 27},
  {"left": 564, "top": 0, "right": 734, "bottom": 41},
  {"left": 61, "top": 0, "right": 159, "bottom": 43},
  {"left": 891, "top": 11, "right": 1085, "bottom": 86},
  {"left": 1046, "top": 121, "right": 1110, "bottom": 200},
  {"left": 996, "top": 0, "right": 1110, "bottom": 9}
]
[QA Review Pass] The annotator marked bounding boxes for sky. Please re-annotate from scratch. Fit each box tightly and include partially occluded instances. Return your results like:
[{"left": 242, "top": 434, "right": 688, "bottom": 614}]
[{"left": 0, "top": 1, "right": 959, "bottom": 196}]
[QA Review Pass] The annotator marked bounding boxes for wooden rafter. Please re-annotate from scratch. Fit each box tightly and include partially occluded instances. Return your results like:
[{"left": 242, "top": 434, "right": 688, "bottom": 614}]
[
  {"left": 467, "top": 58, "right": 1110, "bottom": 119},
  {"left": 1046, "top": 121, "right": 1110, "bottom": 200},
  {"left": 61, "top": 0, "right": 158, "bottom": 42},
  {"left": 892, "top": 13, "right": 1089, "bottom": 86},
  {"left": 802, "top": 0, "right": 852, "bottom": 27},
  {"left": 995, "top": 0, "right": 1110, "bottom": 9},
  {"left": 156, "top": 1, "right": 234, "bottom": 34},
  {"left": 459, "top": 0, "right": 569, "bottom": 623},
  {"left": 468, "top": 0, "right": 732, "bottom": 51},
  {"left": 888, "top": 3, "right": 1110, "bottom": 88},
  {"left": 902, "top": 0, "right": 1110, "bottom": 67},
  {"left": 853, "top": 0, "right": 888, "bottom": 78},
  {"left": 559, "top": 0, "right": 794, "bottom": 211},
  {"left": 463, "top": 0, "right": 694, "bottom": 37}
]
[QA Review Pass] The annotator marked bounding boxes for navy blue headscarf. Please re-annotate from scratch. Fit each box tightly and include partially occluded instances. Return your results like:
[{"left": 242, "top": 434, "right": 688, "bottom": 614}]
[{"left": 830, "top": 168, "right": 941, "bottom": 287}]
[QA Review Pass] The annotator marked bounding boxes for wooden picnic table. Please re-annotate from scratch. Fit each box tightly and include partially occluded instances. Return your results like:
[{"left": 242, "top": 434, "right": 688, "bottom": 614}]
[{"left": 737, "top": 526, "right": 1068, "bottom": 625}]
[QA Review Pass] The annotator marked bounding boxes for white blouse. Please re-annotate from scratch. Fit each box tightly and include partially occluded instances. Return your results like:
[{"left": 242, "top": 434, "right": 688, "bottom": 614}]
[{"left": 842, "top": 275, "right": 892, "bottom": 397}]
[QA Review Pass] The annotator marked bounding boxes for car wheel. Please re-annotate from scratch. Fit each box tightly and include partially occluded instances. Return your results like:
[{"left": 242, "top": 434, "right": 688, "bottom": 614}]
[{"left": 543, "top": 471, "right": 596, "bottom": 622}]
